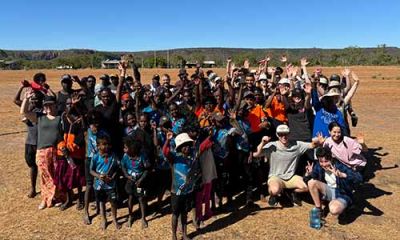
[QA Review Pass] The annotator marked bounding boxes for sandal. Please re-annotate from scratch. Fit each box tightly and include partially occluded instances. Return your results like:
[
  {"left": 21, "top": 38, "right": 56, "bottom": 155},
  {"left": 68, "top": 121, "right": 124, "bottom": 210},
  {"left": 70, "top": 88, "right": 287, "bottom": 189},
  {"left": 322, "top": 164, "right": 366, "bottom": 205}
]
[{"left": 38, "top": 202, "right": 46, "bottom": 210}]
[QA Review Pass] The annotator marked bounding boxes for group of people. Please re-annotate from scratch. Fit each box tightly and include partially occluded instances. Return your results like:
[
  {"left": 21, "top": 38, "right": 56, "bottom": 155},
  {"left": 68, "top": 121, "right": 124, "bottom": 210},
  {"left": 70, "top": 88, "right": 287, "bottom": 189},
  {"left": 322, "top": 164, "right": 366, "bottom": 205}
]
[{"left": 15, "top": 55, "right": 368, "bottom": 239}]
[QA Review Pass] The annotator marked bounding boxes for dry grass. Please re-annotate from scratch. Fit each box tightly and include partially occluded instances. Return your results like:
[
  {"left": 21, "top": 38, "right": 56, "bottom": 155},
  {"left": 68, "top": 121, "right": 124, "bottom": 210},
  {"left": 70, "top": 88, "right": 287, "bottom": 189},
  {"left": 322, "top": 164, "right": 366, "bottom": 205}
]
[{"left": 0, "top": 66, "right": 399, "bottom": 239}]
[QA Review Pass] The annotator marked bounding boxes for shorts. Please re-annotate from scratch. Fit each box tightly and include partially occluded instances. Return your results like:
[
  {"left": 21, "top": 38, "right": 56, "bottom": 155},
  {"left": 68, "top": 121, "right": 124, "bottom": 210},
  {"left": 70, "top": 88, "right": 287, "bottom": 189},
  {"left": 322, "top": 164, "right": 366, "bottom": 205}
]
[
  {"left": 125, "top": 179, "right": 145, "bottom": 198},
  {"left": 268, "top": 175, "right": 304, "bottom": 189},
  {"left": 25, "top": 144, "right": 37, "bottom": 168},
  {"left": 85, "top": 158, "right": 94, "bottom": 185},
  {"left": 156, "top": 169, "right": 172, "bottom": 193},
  {"left": 171, "top": 193, "right": 193, "bottom": 216},
  {"left": 322, "top": 184, "right": 348, "bottom": 208},
  {"left": 94, "top": 188, "right": 117, "bottom": 203}
]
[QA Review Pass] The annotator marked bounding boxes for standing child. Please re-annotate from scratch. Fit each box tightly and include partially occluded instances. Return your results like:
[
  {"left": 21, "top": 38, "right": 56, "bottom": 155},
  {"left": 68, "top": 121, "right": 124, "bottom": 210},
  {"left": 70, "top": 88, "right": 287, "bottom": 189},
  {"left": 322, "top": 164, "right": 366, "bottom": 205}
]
[
  {"left": 121, "top": 137, "right": 150, "bottom": 229},
  {"left": 90, "top": 135, "right": 121, "bottom": 230},
  {"left": 163, "top": 132, "right": 201, "bottom": 240},
  {"left": 83, "top": 110, "right": 107, "bottom": 225}
]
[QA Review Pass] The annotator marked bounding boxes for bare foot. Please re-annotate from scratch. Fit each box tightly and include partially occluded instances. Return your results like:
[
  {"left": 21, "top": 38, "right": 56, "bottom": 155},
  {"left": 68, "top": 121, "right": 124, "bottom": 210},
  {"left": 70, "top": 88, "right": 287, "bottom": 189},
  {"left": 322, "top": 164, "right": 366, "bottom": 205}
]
[
  {"left": 100, "top": 220, "right": 107, "bottom": 230},
  {"left": 127, "top": 216, "right": 134, "bottom": 228},
  {"left": 83, "top": 214, "right": 91, "bottom": 225},
  {"left": 76, "top": 201, "right": 84, "bottom": 211},
  {"left": 114, "top": 221, "right": 121, "bottom": 230},
  {"left": 27, "top": 191, "right": 36, "bottom": 198},
  {"left": 141, "top": 219, "right": 148, "bottom": 229}
]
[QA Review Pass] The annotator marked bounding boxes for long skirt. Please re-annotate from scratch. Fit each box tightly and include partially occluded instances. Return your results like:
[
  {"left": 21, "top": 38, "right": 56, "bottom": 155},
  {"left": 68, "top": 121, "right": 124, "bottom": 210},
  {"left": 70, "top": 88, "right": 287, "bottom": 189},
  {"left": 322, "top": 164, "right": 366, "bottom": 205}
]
[
  {"left": 54, "top": 157, "right": 86, "bottom": 192},
  {"left": 36, "top": 147, "right": 57, "bottom": 207}
]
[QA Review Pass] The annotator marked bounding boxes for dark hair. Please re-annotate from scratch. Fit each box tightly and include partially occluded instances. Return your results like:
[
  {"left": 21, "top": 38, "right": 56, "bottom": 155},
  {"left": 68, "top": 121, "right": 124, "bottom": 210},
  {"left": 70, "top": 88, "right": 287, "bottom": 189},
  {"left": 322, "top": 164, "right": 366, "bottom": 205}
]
[
  {"left": 33, "top": 72, "right": 46, "bottom": 83},
  {"left": 328, "top": 122, "right": 341, "bottom": 132},
  {"left": 246, "top": 73, "right": 255, "bottom": 78},
  {"left": 315, "top": 147, "right": 333, "bottom": 161},
  {"left": 96, "top": 133, "right": 111, "bottom": 145},
  {"left": 123, "top": 136, "right": 141, "bottom": 155}
]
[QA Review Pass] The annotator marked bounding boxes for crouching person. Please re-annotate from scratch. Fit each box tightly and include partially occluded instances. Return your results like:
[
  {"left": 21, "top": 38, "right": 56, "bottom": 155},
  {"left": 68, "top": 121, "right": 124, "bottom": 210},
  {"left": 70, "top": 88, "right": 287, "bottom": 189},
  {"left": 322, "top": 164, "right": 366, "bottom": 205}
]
[
  {"left": 304, "top": 147, "right": 362, "bottom": 220},
  {"left": 253, "top": 124, "right": 321, "bottom": 207}
]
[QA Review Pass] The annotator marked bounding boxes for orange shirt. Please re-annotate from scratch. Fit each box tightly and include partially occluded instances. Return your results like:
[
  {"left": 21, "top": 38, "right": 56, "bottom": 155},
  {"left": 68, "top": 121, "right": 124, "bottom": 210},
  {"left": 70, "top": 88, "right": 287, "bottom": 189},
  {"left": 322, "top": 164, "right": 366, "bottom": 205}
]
[
  {"left": 195, "top": 106, "right": 224, "bottom": 128},
  {"left": 246, "top": 105, "right": 266, "bottom": 133},
  {"left": 265, "top": 96, "right": 288, "bottom": 123}
]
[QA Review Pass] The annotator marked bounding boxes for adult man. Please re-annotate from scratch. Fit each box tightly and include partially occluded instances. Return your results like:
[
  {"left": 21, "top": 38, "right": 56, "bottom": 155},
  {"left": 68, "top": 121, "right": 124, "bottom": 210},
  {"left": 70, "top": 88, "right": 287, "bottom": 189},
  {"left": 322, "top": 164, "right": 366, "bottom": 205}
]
[{"left": 253, "top": 124, "right": 321, "bottom": 207}]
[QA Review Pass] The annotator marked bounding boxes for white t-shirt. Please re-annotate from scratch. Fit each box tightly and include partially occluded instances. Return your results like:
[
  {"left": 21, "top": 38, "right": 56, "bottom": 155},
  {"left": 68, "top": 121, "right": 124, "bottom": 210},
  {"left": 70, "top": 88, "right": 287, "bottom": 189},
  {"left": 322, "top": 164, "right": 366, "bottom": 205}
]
[{"left": 324, "top": 171, "right": 337, "bottom": 188}]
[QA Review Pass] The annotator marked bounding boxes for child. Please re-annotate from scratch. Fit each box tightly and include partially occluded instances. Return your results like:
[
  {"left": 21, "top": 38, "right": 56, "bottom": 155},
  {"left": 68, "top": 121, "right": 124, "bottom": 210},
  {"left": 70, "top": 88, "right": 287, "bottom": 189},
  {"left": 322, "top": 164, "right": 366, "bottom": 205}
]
[
  {"left": 121, "top": 137, "right": 150, "bottom": 229},
  {"left": 83, "top": 110, "right": 107, "bottom": 225},
  {"left": 90, "top": 135, "right": 121, "bottom": 230},
  {"left": 163, "top": 132, "right": 211, "bottom": 240}
]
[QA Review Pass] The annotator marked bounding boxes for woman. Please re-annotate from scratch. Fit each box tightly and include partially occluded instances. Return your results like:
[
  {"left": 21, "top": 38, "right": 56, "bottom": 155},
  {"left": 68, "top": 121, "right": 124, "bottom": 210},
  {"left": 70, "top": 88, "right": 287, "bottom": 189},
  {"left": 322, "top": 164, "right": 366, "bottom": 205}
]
[
  {"left": 323, "top": 122, "right": 367, "bottom": 171},
  {"left": 22, "top": 93, "right": 62, "bottom": 210}
]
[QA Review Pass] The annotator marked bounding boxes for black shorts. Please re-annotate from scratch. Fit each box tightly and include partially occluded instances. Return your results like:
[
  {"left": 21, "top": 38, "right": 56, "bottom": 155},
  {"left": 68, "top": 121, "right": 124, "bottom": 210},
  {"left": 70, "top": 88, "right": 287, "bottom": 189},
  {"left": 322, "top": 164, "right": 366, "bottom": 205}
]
[
  {"left": 170, "top": 193, "right": 193, "bottom": 216},
  {"left": 85, "top": 158, "right": 94, "bottom": 185},
  {"left": 125, "top": 179, "right": 145, "bottom": 198},
  {"left": 156, "top": 169, "right": 172, "bottom": 193},
  {"left": 25, "top": 144, "right": 37, "bottom": 168},
  {"left": 94, "top": 189, "right": 117, "bottom": 203}
]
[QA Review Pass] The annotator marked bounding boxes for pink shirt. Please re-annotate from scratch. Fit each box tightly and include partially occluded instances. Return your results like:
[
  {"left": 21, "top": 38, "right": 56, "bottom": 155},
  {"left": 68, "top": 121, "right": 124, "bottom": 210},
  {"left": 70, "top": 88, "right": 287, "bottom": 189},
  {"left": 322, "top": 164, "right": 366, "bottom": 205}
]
[{"left": 323, "top": 136, "right": 366, "bottom": 169}]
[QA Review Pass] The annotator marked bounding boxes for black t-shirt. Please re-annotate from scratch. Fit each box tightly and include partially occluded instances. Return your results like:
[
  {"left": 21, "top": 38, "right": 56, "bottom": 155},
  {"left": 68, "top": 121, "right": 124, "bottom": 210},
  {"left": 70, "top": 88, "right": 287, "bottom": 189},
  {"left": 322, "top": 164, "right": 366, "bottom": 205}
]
[{"left": 287, "top": 108, "right": 313, "bottom": 142}]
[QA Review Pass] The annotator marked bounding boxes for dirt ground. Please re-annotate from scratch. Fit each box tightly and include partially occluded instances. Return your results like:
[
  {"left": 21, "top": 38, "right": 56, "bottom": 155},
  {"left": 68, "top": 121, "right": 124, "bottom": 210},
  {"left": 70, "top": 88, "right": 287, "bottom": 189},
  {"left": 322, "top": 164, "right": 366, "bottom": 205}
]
[{"left": 0, "top": 66, "right": 399, "bottom": 240}]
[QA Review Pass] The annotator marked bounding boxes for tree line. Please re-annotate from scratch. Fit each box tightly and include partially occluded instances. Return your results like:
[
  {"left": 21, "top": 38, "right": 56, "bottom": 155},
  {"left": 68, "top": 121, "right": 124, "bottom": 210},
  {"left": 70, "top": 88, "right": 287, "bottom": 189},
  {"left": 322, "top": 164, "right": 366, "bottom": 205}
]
[{"left": 1, "top": 45, "right": 399, "bottom": 70}]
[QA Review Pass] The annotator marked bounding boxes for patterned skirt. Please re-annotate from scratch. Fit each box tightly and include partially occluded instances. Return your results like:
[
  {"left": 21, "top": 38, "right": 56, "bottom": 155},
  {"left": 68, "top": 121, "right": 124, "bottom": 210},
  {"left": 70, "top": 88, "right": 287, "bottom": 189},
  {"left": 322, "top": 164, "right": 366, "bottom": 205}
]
[{"left": 36, "top": 147, "right": 57, "bottom": 207}]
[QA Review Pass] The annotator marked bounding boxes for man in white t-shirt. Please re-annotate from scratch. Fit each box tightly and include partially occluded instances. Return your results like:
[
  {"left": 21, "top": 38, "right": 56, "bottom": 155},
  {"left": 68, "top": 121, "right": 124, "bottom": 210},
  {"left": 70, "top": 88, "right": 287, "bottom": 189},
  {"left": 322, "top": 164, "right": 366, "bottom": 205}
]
[{"left": 253, "top": 124, "right": 321, "bottom": 207}]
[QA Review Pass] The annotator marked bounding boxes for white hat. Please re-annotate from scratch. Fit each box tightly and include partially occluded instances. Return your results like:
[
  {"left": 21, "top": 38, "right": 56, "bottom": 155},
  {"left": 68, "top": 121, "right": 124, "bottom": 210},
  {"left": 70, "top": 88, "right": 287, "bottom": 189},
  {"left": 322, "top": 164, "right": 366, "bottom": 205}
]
[
  {"left": 278, "top": 78, "right": 290, "bottom": 85},
  {"left": 319, "top": 77, "right": 328, "bottom": 85},
  {"left": 328, "top": 80, "right": 341, "bottom": 88},
  {"left": 319, "top": 88, "right": 341, "bottom": 101},
  {"left": 175, "top": 133, "right": 194, "bottom": 150},
  {"left": 258, "top": 73, "right": 268, "bottom": 81},
  {"left": 208, "top": 72, "right": 217, "bottom": 82},
  {"left": 276, "top": 124, "right": 290, "bottom": 134}
]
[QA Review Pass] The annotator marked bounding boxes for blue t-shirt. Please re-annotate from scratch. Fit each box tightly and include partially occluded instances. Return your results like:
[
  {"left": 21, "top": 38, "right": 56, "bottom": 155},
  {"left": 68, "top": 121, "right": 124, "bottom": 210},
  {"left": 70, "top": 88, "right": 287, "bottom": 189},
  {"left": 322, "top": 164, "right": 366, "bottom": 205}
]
[
  {"left": 121, "top": 152, "right": 150, "bottom": 179},
  {"left": 234, "top": 119, "right": 251, "bottom": 152},
  {"left": 312, "top": 89, "right": 348, "bottom": 138},
  {"left": 156, "top": 131, "right": 172, "bottom": 170},
  {"left": 90, "top": 153, "right": 119, "bottom": 190},
  {"left": 212, "top": 128, "right": 230, "bottom": 159},
  {"left": 142, "top": 105, "right": 161, "bottom": 124},
  {"left": 170, "top": 117, "right": 186, "bottom": 134},
  {"left": 170, "top": 150, "right": 198, "bottom": 195}
]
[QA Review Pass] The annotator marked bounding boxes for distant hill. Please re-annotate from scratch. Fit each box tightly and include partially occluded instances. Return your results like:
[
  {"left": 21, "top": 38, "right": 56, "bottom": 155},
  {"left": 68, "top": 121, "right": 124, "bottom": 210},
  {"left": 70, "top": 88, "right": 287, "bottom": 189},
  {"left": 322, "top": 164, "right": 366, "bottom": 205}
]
[{"left": 0, "top": 45, "right": 399, "bottom": 69}]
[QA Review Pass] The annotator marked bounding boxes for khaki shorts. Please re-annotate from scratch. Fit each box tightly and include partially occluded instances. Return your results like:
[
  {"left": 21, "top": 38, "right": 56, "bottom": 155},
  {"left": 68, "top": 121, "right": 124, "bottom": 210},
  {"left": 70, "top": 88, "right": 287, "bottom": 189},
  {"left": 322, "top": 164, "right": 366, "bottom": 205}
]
[{"left": 267, "top": 175, "right": 304, "bottom": 189}]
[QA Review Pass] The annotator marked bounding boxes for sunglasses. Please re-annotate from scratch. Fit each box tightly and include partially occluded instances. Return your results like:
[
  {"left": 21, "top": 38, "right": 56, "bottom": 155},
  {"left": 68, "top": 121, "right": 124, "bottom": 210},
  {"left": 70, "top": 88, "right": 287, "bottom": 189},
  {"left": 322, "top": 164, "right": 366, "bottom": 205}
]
[{"left": 277, "top": 133, "right": 289, "bottom": 137}]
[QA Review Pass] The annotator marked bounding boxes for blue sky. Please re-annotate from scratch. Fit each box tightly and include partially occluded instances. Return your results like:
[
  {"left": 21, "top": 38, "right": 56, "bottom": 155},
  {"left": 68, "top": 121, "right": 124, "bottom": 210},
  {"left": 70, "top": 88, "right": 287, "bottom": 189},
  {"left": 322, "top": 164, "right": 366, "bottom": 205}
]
[{"left": 1, "top": 0, "right": 399, "bottom": 51}]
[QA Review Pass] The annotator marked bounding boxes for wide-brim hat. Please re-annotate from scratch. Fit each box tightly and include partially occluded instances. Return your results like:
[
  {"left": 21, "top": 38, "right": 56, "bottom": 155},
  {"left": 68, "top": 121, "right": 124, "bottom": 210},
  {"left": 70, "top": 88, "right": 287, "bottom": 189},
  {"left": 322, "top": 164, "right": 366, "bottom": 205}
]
[
  {"left": 319, "top": 88, "right": 341, "bottom": 101},
  {"left": 175, "top": 133, "right": 194, "bottom": 150}
]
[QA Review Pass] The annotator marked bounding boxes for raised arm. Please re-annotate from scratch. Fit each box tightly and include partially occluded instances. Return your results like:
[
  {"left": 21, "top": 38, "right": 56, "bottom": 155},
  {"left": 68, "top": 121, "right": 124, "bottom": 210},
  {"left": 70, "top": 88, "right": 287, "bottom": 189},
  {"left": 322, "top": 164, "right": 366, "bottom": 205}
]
[
  {"left": 20, "top": 92, "right": 37, "bottom": 123},
  {"left": 252, "top": 136, "right": 270, "bottom": 158},
  {"left": 14, "top": 85, "right": 25, "bottom": 107},
  {"left": 343, "top": 71, "right": 360, "bottom": 105}
]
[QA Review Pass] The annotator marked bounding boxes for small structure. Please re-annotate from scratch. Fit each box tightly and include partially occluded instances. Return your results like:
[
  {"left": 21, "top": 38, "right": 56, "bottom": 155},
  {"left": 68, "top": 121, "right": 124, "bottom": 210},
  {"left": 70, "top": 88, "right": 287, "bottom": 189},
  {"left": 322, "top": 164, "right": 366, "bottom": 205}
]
[
  {"left": 56, "top": 65, "right": 73, "bottom": 70},
  {"left": 101, "top": 59, "right": 120, "bottom": 69},
  {"left": 202, "top": 60, "right": 216, "bottom": 68},
  {"left": 0, "top": 60, "right": 18, "bottom": 70},
  {"left": 185, "top": 61, "right": 197, "bottom": 68}
]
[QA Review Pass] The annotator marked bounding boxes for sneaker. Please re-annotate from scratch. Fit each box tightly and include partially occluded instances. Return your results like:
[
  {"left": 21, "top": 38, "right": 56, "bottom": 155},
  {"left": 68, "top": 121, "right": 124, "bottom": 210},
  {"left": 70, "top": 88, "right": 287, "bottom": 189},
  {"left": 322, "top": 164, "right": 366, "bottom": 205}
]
[
  {"left": 268, "top": 196, "right": 278, "bottom": 207},
  {"left": 351, "top": 113, "right": 358, "bottom": 127},
  {"left": 291, "top": 192, "right": 302, "bottom": 207}
]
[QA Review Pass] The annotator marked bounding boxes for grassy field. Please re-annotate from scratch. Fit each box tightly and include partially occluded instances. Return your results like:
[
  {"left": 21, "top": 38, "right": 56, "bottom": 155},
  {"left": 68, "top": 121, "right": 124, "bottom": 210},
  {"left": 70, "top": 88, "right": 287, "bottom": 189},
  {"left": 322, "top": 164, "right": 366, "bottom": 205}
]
[{"left": 0, "top": 66, "right": 399, "bottom": 239}]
